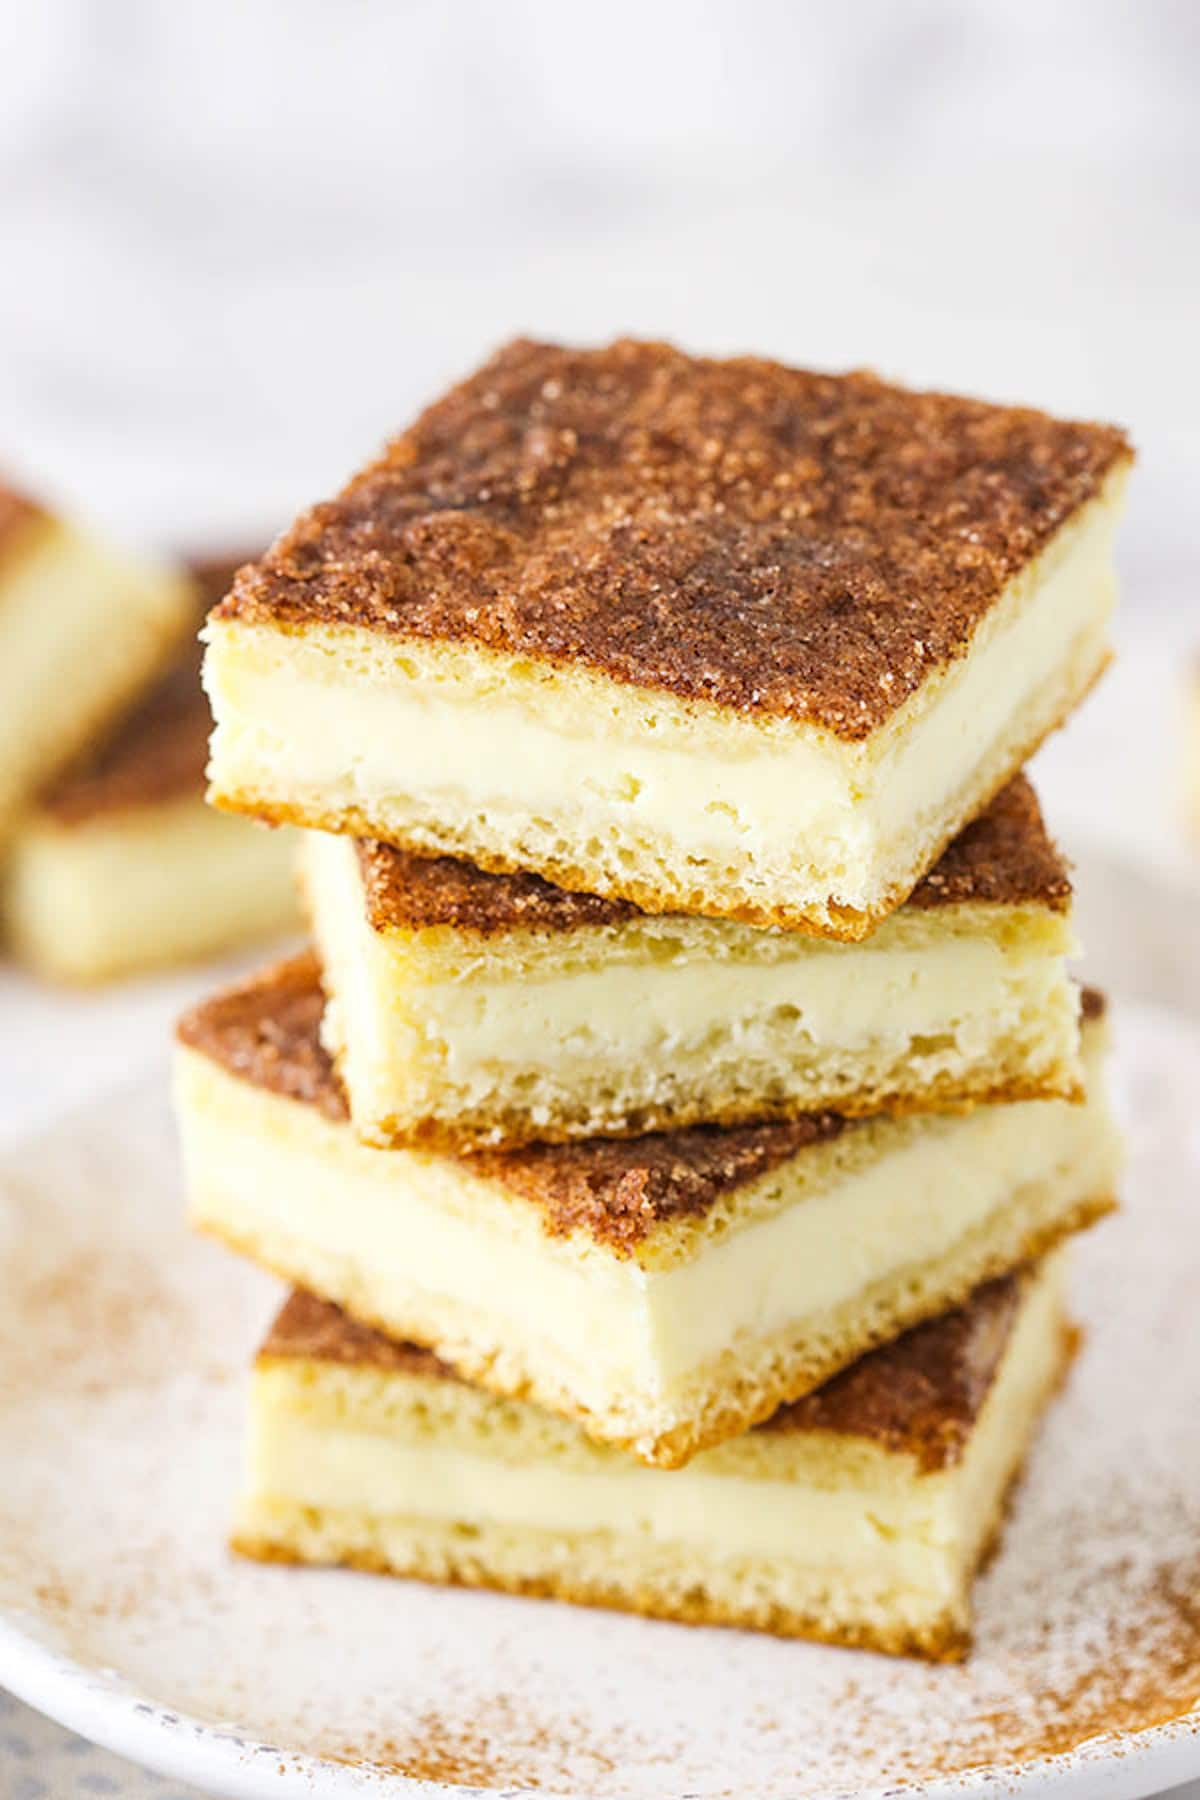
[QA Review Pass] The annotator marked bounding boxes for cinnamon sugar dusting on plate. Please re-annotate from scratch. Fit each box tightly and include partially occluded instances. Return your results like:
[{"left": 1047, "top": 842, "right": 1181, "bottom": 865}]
[
  {"left": 324, "top": 1696, "right": 617, "bottom": 1788},
  {"left": 0, "top": 1002, "right": 1196, "bottom": 1797}
]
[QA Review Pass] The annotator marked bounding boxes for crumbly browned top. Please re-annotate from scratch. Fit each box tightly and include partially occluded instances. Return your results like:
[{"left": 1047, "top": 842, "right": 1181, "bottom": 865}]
[
  {"left": 38, "top": 554, "right": 253, "bottom": 823},
  {"left": 355, "top": 772, "right": 1067, "bottom": 935},
  {"left": 905, "top": 773, "right": 1071, "bottom": 912},
  {"left": 176, "top": 952, "right": 847, "bottom": 1253},
  {"left": 0, "top": 482, "right": 48, "bottom": 565},
  {"left": 355, "top": 840, "right": 640, "bottom": 935},
  {"left": 468, "top": 1112, "right": 846, "bottom": 1253},
  {"left": 176, "top": 950, "right": 350, "bottom": 1127},
  {"left": 260, "top": 1273, "right": 1025, "bottom": 1469},
  {"left": 262, "top": 1287, "right": 458, "bottom": 1380},
  {"left": 214, "top": 338, "right": 1131, "bottom": 738},
  {"left": 764, "top": 1273, "right": 1024, "bottom": 1469}
]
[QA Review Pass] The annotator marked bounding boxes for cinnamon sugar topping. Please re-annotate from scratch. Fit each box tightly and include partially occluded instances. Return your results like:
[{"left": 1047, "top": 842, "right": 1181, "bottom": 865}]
[{"left": 216, "top": 338, "right": 1131, "bottom": 738}]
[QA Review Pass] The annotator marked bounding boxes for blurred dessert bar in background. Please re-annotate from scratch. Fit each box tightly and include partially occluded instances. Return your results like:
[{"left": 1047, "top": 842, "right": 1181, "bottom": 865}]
[
  {"left": 0, "top": 479, "right": 192, "bottom": 842},
  {"left": 4, "top": 550, "right": 298, "bottom": 982}
]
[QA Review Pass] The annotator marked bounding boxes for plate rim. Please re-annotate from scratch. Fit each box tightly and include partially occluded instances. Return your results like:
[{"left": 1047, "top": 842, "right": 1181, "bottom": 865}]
[{"left": 2, "top": 1612, "right": 1198, "bottom": 1800}]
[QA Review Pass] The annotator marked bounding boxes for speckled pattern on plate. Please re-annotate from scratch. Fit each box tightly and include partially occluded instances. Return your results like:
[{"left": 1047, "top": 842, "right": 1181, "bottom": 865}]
[{"left": 0, "top": 1003, "right": 1198, "bottom": 1799}]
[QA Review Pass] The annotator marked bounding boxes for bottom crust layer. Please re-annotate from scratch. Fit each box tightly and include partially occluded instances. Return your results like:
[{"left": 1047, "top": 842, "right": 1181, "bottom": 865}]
[
  {"left": 233, "top": 1511, "right": 972, "bottom": 1662},
  {"left": 352, "top": 1064, "right": 1085, "bottom": 1155}
]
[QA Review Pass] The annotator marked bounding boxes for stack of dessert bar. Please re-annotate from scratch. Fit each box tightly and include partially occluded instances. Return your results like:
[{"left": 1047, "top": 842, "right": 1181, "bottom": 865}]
[
  {"left": 177, "top": 340, "right": 1132, "bottom": 1660},
  {"left": 0, "top": 492, "right": 297, "bottom": 980}
]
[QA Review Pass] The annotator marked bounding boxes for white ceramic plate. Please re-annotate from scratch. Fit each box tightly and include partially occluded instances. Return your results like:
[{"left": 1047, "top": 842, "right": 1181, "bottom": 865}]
[{"left": 0, "top": 999, "right": 1198, "bottom": 1800}]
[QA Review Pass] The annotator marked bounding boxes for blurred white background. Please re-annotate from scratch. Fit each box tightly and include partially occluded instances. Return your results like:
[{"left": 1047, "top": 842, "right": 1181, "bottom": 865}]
[{"left": 0, "top": 0, "right": 1196, "bottom": 613}]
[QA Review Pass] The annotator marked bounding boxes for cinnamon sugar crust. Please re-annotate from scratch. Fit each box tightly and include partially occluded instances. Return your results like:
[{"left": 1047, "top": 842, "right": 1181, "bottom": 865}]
[
  {"left": 468, "top": 1114, "right": 847, "bottom": 1254},
  {"left": 765, "top": 1274, "right": 1022, "bottom": 1470},
  {"left": 354, "top": 773, "right": 1068, "bottom": 936},
  {"left": 263, "top": 1288, "right": 456, "bottom": 1382},
  {"left": 356, "top": 840, "right": 638, "bottom": 936},
  {"left": 176, "top": 952, "right": 847, "bottom": 1252},
  {"left": 904, "top": 775, "right": 1070, "bottom": 913},
  {"left": 177, "top": 951, "right": 347, "bottom": 1127},
  {"left": 260, "top": 1272, "right": 1028, "bottom": 1475},
  {"left": 37, "top": 553, "right": 253, "bottom": 824},
  {"left": 0, "top": 482, "right": 46, "bottom": 564},
  {"left": 214, "top": 338, "right": 1131, "bottom": 738}
]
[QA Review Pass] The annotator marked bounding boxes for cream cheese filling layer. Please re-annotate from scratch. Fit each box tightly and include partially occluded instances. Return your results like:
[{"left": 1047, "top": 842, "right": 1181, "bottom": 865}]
[
  {"left": 251, "top": 1424, "right": 946, "bottom": 1586},
  {"left": 399, "top": 939, "right": 1071, "bottom": 1076},
  {"left": 179, "top": 1031, "right": 1111, "bottom": 1416},
  {"left": 248, "top": 1256, "right": 1065, "bottom": 1591},
  {"left": 205, "top": 477, "right": 1122, "bottom": 909},
  {"left": 306, "top": 830, "right": 1077, "bottom": 1083}
]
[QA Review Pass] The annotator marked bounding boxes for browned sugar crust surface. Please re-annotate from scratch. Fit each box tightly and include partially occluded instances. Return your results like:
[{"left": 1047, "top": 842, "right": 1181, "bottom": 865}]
[
  {"left": 39, "top": 554, "right": 253, "bottom": 823},
  {"left": 0, "top": 481, "right": 48, "bottom": 565},
  {"left": 215, "top": 338, "right": 1131, "bottom": 738},
  {"left": 763, "top": 1273, "right": 1024, "bottom": 1469},
  {"left": 356, "top": 772, "right": 1068, "bottom": 936},
  {"left": 263, "top": 1287, "right": 459, "bottom": 1382},
  {"left": 177, "top": 952, "right": 848, "bottom": 1250},
  {"left": 260, "top": 1272, "right": 1023, "bottom": 1472},
  {"left": 177, "top": 950, "right": 349, "bottom": 1127}
]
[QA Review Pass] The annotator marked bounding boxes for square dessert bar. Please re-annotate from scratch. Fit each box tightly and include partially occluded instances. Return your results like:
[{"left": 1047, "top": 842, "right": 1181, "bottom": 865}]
[
  {"left": 303, "top": 776, "right": 1082, "bottom": 1150},
  {"left": 0, "top": 481, "right": 193, "bottom": 840},
  {"left": 6, "top": 556, "right": 298, "bottom": 981},
  {"left": 204, "top": 339, "right": 1132, "bottom": 937},
  {"left": 237, "top": 1256, "right": 1074, "bottom": 1661},
  {"left": 174, "top": 956, "right": 1117, "bottom": 1467}
]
